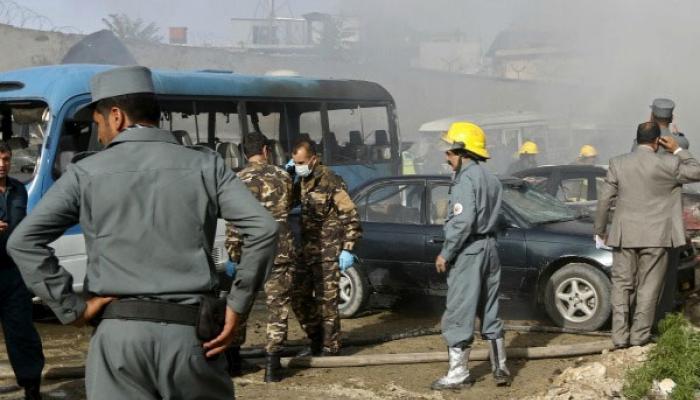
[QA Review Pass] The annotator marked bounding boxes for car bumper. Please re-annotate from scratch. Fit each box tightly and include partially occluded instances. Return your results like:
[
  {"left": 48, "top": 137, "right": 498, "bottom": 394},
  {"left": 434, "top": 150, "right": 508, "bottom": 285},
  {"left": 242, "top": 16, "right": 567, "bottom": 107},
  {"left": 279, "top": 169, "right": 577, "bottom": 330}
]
[{"left": 678, "top": 255, "right": 700, "bottom": 295}]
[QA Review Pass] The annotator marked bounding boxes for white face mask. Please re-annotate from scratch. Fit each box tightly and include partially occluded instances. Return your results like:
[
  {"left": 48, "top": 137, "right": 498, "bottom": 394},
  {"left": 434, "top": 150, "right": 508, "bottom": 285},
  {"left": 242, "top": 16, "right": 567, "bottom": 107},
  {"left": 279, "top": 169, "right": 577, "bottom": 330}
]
[{"left": 295, "top": 164, "right": 312, "bottom": 177}]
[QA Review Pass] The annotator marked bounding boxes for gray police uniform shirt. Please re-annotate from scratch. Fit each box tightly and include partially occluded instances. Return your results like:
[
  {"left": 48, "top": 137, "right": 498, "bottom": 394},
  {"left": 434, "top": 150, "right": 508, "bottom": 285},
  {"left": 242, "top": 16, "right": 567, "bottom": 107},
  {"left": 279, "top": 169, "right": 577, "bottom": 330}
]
[
  {"left": 439, "top": 160, "right": 503, "bottom": 263},
  {"left": 7, "top": 127, "right": 278, "bottom": 324}
]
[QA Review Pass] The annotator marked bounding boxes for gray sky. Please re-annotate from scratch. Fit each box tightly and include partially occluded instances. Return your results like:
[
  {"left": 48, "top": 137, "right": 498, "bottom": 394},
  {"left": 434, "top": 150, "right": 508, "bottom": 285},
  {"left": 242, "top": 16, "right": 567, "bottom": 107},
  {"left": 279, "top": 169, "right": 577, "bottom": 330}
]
[{"left": 16, "top": 0, "right": 339, "bottom": 44}]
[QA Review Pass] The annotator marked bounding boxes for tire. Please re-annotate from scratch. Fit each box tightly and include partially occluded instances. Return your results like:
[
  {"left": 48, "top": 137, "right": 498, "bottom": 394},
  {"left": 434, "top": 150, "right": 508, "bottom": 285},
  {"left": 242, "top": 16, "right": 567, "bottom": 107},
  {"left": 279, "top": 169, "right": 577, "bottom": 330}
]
[
  {"left": 338, "top": 266, "right": 370, "bottom": 318},
  {"left": 544, "top": 263, "right": 611, "bottom": 331}
]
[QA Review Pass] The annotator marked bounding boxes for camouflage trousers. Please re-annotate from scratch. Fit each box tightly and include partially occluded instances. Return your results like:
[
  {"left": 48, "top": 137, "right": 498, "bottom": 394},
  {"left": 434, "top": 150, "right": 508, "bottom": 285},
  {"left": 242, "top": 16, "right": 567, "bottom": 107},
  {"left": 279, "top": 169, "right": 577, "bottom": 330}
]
[
  {"left": 231, "top": 260, "right": 294, "bottom": 353},
  {"left": 291, "top": 259, "right": 341, "bottom": 353}
]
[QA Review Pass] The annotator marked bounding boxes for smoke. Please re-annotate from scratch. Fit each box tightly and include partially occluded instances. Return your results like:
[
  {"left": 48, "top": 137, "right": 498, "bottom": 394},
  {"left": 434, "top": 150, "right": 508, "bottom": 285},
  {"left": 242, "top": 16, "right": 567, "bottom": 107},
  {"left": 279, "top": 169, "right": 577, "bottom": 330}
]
[
  {"left": 342, "top": 0, "right": 700, "bottom": 156},
  {"left": 12, "top": 0, "right": 700, "bottom": 157}
]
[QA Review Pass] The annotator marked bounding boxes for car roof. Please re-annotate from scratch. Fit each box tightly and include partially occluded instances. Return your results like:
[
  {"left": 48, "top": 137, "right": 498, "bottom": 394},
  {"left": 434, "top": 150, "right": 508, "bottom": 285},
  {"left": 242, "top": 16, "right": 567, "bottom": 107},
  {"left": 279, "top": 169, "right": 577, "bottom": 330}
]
[
  {"left": 513, "top": 164, "right": 608, "bottom": 176},
  {"left": 352, "top": 174, "right": 524, "bottom": 195}
]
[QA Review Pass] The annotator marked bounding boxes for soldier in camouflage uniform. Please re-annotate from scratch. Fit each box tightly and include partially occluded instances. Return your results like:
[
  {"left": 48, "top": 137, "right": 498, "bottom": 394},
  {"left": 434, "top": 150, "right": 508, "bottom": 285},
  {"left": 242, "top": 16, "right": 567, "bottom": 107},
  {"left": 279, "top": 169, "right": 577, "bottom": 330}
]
[
  {"left": 290, "top": 140, "right": 362, "bottom": 356},
  {"left": 225, "top": 131, "right": 294, "bottom": 382}
]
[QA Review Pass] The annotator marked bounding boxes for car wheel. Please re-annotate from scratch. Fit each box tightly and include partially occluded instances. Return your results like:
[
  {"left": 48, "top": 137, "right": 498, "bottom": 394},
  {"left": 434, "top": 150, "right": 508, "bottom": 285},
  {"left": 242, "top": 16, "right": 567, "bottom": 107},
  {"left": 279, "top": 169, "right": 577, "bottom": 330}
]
[
  {"left": 338, "top": 266, "right": 370, "bottom": 318},
  {"left": 544, "top": 263, "right": 611, "bottom": 331}
]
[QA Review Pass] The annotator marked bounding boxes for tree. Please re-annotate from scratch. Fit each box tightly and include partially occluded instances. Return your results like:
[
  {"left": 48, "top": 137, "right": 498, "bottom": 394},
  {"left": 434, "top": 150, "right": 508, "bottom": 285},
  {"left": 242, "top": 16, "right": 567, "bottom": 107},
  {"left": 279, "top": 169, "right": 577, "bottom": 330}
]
[{"left": 102, "top": 13, "right": 163, "bottom": 43}]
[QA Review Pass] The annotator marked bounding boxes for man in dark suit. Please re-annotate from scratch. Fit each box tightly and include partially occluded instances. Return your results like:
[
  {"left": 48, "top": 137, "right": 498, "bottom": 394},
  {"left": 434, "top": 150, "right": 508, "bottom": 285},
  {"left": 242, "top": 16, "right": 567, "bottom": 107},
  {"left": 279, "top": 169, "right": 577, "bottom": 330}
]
[
  {"left": 595, "top": 122, "right": 700, "bottom": 348},
  {"left": 0, "top": 141, "right": 44, "bottom": 400}
]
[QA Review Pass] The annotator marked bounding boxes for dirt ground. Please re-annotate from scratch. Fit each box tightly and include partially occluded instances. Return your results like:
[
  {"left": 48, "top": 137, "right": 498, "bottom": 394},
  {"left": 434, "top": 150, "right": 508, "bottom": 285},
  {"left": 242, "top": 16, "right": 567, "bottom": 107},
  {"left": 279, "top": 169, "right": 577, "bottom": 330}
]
[{"left": 0, "top": 296, "right": 617, "bottom": 400}]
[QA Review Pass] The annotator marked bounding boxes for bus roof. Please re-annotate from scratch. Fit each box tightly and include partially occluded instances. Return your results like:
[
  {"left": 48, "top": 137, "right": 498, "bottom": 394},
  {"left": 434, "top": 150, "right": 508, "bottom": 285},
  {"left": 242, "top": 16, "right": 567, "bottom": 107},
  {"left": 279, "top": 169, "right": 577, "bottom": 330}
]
[{"left": 0, "top": 64, "right": 394, "bottom": 112}]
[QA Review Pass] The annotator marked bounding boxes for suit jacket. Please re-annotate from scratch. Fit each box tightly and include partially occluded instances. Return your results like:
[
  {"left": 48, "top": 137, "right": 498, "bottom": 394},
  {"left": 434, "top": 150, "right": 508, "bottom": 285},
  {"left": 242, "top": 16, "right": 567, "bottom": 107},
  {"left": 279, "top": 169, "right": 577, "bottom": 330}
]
[{"left": 594, "top": 146, "right": 700, "bottom": 248}]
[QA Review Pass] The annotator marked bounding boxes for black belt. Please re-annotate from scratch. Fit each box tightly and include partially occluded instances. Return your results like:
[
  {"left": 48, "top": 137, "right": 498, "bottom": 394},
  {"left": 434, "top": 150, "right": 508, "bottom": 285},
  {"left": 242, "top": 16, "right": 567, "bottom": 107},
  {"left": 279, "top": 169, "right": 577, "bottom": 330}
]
[
  {"left": 471, "top": 233, "right": 495, "bottom": 241},
  {"left": 100, "top": 299, "right": 199, "bottom": 326}
]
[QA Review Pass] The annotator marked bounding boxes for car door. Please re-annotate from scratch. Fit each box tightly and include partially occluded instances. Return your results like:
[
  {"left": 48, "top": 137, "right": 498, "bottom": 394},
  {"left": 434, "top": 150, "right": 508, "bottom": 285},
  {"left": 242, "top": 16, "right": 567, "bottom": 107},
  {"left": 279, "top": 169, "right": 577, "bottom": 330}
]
[
  {"left": 424, "top": 182, "right": 527, "bottom": 294},
  {"left": 355, "top": 180, "right": 430, "bottom": 292}
]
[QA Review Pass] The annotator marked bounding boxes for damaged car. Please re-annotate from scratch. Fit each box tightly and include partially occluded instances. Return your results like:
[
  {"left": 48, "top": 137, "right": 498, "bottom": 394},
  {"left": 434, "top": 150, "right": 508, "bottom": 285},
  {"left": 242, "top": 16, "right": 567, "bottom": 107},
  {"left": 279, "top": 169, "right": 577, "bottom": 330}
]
[{"left": 338, "top": 175, "right": 699, "bottom": 331}]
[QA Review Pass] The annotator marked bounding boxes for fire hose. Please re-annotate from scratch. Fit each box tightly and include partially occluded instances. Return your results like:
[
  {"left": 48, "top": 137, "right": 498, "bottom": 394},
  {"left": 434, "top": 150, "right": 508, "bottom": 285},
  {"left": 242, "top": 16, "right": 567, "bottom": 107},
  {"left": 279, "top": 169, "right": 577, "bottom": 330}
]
[
  {"left": 0, "top": 324, "right": 612, "bottom": 381},
  {"left": 238, "top": 324, "right": 610, "bottom": 359}
]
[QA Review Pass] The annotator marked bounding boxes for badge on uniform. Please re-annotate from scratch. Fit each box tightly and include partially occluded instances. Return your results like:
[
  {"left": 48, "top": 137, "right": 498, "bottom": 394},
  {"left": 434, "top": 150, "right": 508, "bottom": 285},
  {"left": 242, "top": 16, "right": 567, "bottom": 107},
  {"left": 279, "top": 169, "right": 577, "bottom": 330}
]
[{"left": 453, "top": 203, "right": 463, "bottom": 215}]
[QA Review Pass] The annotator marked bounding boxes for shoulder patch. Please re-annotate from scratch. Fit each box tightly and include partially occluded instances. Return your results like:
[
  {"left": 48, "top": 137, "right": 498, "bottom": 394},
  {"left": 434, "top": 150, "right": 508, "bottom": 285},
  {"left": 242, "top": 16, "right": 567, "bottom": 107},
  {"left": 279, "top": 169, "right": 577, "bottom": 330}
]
[{"left": 453, "top": 203, "right": 463, "bottom": 215}]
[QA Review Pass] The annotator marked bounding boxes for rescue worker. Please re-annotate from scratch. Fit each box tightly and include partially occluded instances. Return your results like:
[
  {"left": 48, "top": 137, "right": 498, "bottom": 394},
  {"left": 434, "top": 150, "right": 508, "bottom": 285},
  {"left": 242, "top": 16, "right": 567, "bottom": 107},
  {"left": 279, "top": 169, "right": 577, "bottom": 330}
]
[
  {"left": 0, "top": 141, "right": 44, "bottom": 400},
  {"left": 290, "top": 140, "right": 362, "bottom": 356},
  {"left": 432, "top": 122, "right": 510, "bottom": 390},
  {"left": 7, "top": 66, "right": 278, "bottom": 400},
  {"left": 506, "top": 140, "right": 538, "bottom": 175},
  {"left": 225, "top": 131, "right": 295, "bottom": 382},
  {"left": 575, "top": 145, "right": 599, "bottom": 165}
]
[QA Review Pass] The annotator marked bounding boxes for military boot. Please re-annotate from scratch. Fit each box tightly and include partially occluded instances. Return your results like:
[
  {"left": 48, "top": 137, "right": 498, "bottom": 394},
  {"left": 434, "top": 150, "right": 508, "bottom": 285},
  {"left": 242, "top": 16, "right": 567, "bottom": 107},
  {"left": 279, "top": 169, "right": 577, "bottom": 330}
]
[
  {"left": 296, "top": 334, "right": 323, "bottom": 358},
  {"left": 430, "top": 346, "right": 474, "bottom": 391},
  {"left": 264, "top": 352, "right": 283, "bottom": 383},
  {"left": 488, "top": 338, "right": 512, "bottom": 386},
  {"left": 225, "top": 346, "right": 260, "bottom": 377}
]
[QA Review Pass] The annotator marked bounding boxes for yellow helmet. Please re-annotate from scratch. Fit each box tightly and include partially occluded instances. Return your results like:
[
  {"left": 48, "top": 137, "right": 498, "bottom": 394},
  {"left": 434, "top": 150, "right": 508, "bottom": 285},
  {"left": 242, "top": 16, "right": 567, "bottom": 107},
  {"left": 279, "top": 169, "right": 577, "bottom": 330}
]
[
  {"left": 441, "top": 122, "right": 490, "bottom": 159},
  {"left": 519, "top": 141, "right": 539, "bottom": 155},
  {"left": 579, "top": 144, "right": 598, "bottom": 158}
]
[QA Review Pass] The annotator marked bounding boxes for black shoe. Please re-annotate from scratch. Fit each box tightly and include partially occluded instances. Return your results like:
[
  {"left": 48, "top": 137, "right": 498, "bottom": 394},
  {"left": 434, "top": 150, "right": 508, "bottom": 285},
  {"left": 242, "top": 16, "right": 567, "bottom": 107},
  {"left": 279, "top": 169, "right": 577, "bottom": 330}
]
[
  {"left": 630, "top": 336, "right": 656, "bottom": 347},
  {"left": 264, "top": 353, "right": 283, "bottom": 383},
  {"left": 296, "top": 339, "right": 323, "bottom": 358},
  {"left": 613, "top": 342, "right": 629, "bottom": 350},
  {"left": 225, "top": 347, "right": 261, "bottom": 377},
  {"left": 493, "top": 368, "right": 512, "bottom": 387},
  {"left": 23, "top": 385, "right": 41, "bottom": 400}
]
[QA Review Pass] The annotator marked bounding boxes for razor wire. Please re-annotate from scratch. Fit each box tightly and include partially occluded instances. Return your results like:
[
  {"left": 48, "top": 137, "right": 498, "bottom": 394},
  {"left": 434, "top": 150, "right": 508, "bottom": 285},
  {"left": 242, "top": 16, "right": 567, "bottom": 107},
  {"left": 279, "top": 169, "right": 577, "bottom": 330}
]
[{"left": 0, "top": 0, "right": 81, "bottom": 33}]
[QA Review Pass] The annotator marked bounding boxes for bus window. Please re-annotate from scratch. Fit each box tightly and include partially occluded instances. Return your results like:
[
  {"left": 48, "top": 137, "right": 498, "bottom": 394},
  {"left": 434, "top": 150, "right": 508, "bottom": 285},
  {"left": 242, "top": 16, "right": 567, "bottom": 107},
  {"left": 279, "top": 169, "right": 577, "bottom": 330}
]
[
  {"left": 53, "top": 120, "right": 99, "bottom": 180},
  {"left": 166, "top": 111, "right": 209, "bottom": 146},
  {"left": 299, "top": 110, "right": 323, "bottom": 149},
  {"left": 0, "top": 102, "right": 48, "bottom": 183},
  {"left": 214, "top": 112, "right": 244, "bottom": 144},
  {"left": 327, "top": 103, "right": 391, "bottom": 165},
  {"left": 246, "top": 102, "right": 287, "bottom": 164}
]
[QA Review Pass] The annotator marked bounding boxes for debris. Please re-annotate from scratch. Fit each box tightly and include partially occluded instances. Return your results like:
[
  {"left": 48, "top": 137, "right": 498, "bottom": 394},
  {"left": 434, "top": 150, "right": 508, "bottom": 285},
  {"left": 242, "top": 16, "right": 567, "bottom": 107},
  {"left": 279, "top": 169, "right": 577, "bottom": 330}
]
[{"left": 651, "top": 379, "right": 676, "bottom": 398}]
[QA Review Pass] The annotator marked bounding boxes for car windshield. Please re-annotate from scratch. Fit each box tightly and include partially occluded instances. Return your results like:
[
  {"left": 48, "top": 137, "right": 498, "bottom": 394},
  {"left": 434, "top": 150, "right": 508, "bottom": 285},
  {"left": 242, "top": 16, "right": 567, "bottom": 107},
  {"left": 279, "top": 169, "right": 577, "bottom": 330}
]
[{"left": 503, "top": 182, "right": 578, "bottom": 225}]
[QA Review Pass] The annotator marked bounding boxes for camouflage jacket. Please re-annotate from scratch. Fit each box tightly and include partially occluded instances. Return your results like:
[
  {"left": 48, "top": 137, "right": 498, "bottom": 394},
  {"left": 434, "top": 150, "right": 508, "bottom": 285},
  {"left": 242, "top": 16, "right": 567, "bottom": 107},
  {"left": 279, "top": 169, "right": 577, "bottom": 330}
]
[
  {"left": 295, "top": 164, "right": 362, "bottom": 258},
  {"left": 226, "top": 160, "right": 294, "bottom": 264}
]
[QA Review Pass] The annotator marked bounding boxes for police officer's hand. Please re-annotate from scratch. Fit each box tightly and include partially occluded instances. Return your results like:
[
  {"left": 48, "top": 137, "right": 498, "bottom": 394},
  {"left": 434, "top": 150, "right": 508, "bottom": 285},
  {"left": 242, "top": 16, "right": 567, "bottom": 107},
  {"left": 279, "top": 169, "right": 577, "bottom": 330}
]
[
  {"left": 0, "top": 221, "right": 8, "bottom": 233},
  {"left": 659, "top": 136, "right": 680, "bottom": 153},
  {"left": 73, "top": 296, "right": 115, "bottom": 326},
  {"left": 435, "top": 255, "right": 448, "bottom": 273},
  {"left": 203, "top": 306, "right": 240, "bottom": 358}
]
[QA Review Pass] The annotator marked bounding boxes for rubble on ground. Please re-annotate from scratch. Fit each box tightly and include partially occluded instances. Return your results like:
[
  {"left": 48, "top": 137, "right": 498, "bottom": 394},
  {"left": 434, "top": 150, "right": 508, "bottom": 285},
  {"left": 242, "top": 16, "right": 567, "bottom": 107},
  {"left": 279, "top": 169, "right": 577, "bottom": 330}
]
[{"left": 521, "top": 345, "right": 652, "bottom": 400}]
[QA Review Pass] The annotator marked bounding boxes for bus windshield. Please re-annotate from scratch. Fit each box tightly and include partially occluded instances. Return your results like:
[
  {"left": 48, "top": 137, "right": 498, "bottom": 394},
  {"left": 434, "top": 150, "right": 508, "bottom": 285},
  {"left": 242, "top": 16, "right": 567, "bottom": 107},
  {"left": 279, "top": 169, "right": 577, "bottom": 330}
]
[{"left": 0, "top": 101, "right": 48, "bottom": 183}]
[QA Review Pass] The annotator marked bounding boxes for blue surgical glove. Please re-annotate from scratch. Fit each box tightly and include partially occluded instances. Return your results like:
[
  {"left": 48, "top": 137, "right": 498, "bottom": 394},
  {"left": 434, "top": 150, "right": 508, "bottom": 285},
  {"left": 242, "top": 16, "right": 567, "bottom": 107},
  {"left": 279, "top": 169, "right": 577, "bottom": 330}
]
[
  {"left": 225, "top": 260, "right": 237, "bottom": 278},
  {"left": 285, "top": 159, "right": 295, "bottom": 169},
  {"left": 339, "top": 250, "right": 356, "bottom": 272}
]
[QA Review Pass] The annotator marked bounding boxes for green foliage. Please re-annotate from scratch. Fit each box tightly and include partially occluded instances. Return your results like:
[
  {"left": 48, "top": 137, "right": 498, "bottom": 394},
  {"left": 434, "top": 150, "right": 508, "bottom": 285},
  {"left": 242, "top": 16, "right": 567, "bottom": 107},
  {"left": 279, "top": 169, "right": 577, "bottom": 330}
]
[
  {"left": 102, "top": 13, "right": 163, "bottom": 43},
  {"left": 623, "top": 314, "right": 700, "bottom": 400}
]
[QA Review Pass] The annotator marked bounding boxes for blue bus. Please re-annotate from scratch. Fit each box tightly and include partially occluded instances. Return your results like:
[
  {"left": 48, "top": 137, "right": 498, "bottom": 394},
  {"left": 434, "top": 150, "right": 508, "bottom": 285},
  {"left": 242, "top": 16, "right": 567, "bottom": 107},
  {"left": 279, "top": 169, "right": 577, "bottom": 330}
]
[{"left": 0, "top": 64, "right": 401, "bottom": 293}]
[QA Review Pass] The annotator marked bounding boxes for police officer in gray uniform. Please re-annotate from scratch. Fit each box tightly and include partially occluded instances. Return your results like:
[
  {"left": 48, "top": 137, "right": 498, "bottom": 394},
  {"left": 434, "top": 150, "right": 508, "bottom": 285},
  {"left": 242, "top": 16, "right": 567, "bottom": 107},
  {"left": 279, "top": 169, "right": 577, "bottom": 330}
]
[
  {"left": 632, "top": 98, "right": 689, "bottom": 150},
  {"left": 432, "top": 122, "right": 510, "bottom": 391},
  {"left": 7, "top": 66, "right": 278, "bottom": 399},
  {"left": 646, "top": 98, "right": 689, "bottom": 324}
]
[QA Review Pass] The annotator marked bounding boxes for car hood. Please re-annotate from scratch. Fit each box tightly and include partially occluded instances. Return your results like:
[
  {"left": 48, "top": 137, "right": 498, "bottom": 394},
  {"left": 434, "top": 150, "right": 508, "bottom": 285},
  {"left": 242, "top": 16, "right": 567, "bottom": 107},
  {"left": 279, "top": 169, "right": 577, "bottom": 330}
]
[
  {"left": 527, "top": 219, "right": 594, "bottom": 242},
  {"left": 524, "top": 219, "right": 613, "bottom": 268}
]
